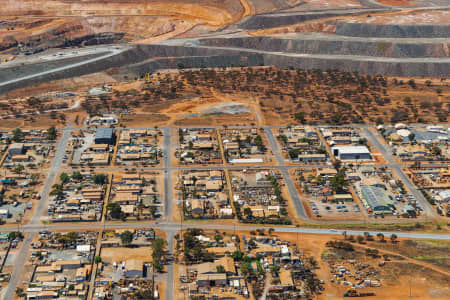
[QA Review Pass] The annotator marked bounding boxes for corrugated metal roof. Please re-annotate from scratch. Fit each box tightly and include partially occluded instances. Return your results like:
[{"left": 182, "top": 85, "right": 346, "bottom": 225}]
[
  {"left": 361, "top": 185, "right": 393, "bottom": 212},
  {"left": 95, "top": 128, "right": 113, "bottom": 140}
]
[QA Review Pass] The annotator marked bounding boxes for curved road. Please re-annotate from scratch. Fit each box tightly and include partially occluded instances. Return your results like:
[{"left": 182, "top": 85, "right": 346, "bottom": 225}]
[{"left": 0, "top": 46, "right": 128, "bottom": 91}]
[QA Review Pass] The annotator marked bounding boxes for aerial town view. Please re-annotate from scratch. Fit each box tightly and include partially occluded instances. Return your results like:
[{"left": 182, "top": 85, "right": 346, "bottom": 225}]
[{"left": 0, "top": 0, "right": 449, "bottom": 300}]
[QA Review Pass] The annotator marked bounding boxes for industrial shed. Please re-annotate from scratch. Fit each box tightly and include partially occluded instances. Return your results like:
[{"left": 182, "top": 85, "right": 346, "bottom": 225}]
[
  {"left": 361, "top": 185, "right": 394, "bottom": 214},
  {"left": 124, "top": 259, "right": 144, "bottom": 278},
  {"left": 332, "top": 146, "right": 372, "bottom": 160},
  {"left": 9, "top": 143, "right": 25, "bottom": 155},
  {"left": 95, "top": 128, "right": 115, "bottom": 145}
]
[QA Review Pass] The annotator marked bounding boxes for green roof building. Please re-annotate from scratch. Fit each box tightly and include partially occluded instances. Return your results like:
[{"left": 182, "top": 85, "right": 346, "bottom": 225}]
[{"left": 361, "top": 185, "right": 394, "bottom": 214}]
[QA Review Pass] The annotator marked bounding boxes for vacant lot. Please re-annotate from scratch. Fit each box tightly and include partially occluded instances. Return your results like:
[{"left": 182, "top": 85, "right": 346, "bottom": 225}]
[
  {"left": 366, "top": 239, "right": 450, "bottom": 272},
  {"left": 101, "top": 246, "right": 153, "bottom": 264}
]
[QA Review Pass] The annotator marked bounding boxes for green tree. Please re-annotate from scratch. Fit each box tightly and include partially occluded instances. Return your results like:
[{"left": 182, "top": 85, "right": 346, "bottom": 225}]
[
  {"left": 71, "top": 171, "right": 83, "bottom": 181},
  {"left": 390, "top": 234, "right": 397, "bottom": 243},
  {"left": 243, "top": 207, "right": 252, "bottom": 217},
  {"left": 47, "top": 126, "right": 57, "bottom": 140},
  {"left": 107, "top": 202, "right": 123, "bottom": 219},
  {"left": 430, "top": 146, "right": 441, "bottom": 156},
  {"left": 152, "top": 259, "right": 163, "bottom": 272},
  {"left": 232, "top": 250, "right": 244, "bottom": 261},
  {"left": 270, "top": 265, "right": 280, "bottom": 275},
  {"left": 149, "top": 205, "right": 157, "bottom": 218},
  {"left": 151, "top": 238, "right": 166, "bottom": 272},
  {"left": 214, "top": 234, "right": 223, "bottom": 243},
  {"left": 288, "top": 149, "right": 300, "bottom": 160},
  {"left": 60, "top": 173, "right": 70, "bottom": 184},
  {"left": 92, "top": 174, "right": 107, "bottom": 185},
  {"left": 8, "top": 231, "right": 23, "bottom": 241},
  {"left": 94, "top": 256, "right": 102, "bottom": 264},
  {"left": 152, "top": 238, "right": 166, "bottom": 260},
  {"left": 216, "top": 265, "right": 225, "bottom": 273},
  {"left": 278, "top": 134, "right": 287, "bottom": 144},
  {"left": 120, "top": 230, "right": 133, "bottom": 245},
  {"left": 403, "top": 96, "right": 412, "bottom": 105},
  {"left": 13, "top": 164, "right": 24, "bottom": 174},
  {"left": 50, "top": 183, "right": 64, "bottom": 198},
  {"left": 12, "top": 128, "right": 24, "bottom": 142},
  {"left": 294, "top": 112, "right": 306, "bottom": 124},
  {"left": 30, "top": 173, "right": 39, "bottom": 185},
  {"left": 15, "top": 287, "right": 24, "bottom": 297},
  {"left": 240, "top": 262, "right": 251, "bottom": 276},
  {"left": 254, "top": 135, "right": 264, "bottom": 152},
  {"left": 330, "top": 169, "right": 346, "bottom": 193}
]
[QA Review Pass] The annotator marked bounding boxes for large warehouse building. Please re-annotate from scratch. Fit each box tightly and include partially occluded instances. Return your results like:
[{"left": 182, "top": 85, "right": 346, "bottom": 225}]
[
  {"left": 95, "top": 128, "right": 115, "bottom": 145},
  {"left": 332, "top": 146, "right": 372, "bottom": 160},
  {"left": 361, "top": 185, "right": 394, "bottom": 215}
]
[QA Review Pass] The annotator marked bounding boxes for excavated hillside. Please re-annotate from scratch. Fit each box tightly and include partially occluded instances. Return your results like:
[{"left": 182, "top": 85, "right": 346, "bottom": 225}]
[
  {"left": 0, "top": 0, "right": 308, "bottom": 55},
  {"left": 0, "top": 0, "right": 247, "bottom": 55},
  {"left": 0, "top": 16, "right": 180, "bottom": 54}
]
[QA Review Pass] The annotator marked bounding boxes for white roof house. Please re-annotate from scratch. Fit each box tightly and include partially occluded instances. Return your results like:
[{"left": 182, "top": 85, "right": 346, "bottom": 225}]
[
  {"left": 229, "top": 158, "right": 264, "bottom": 164},
  {"left": 438, "top": 190, "right": 450, "bottom": 202},
  {"left": 396, "top": 129, "right": 411, "bottom": 138},
  {"left": 76, "top": 245, "right": 92, "bottom": 252}
]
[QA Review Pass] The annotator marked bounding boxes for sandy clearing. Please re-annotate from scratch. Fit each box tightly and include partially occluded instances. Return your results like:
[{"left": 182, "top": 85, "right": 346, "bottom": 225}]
[{"left": 101, "top": 246, "right": 153, "bottom": 263}]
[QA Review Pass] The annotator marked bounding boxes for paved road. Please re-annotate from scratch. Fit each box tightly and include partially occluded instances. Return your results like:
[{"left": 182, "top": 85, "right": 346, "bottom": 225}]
[
  {"left": 0, "top": 47, "right": 127, "bottom": 91},
  {"left": 3, "top": 233, "right": 33, "bottom": 300},
  {"left": 61, "top": 162, "right": 449, "bottom": 174},
  {"left": 165, "top": 231, "right": 175, "bottom": 300},
  {"left": 31, "top": 128, "right": 72, "bottom": 224},
  {"left": 5, "top": 221, "right": 450, "bottom": 241},
  {"left": 163, "top": 127, "right": 173, "bottom": 219},
  {"left": 264, "top": 127, "right": 307, "bottom": 218}
]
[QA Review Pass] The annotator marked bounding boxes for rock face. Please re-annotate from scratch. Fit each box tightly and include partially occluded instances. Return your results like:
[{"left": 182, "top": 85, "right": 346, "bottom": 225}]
[
  {"left": 199, "top": 36, "right": 450, "bottom": 58},
  {"left": 335, "top": 23, "right": 450, "bottom": 38},
  {"left": 238, "top": 9, "right": 387, "bottom": 30},
  {"left": 262, "top": 53, "right": 450, "bottom": 78}
]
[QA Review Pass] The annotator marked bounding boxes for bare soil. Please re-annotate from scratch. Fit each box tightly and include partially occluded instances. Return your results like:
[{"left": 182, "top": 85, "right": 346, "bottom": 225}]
[{"left": 101, "top": 246, "right": 153, "bottom": 263}]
